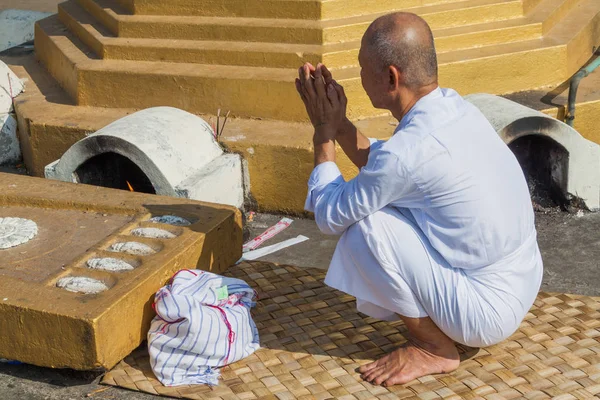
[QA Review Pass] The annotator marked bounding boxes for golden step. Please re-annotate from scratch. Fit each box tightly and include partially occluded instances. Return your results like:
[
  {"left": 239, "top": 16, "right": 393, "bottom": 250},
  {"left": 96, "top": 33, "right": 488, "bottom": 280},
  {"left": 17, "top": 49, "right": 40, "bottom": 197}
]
[
  {"left": 60, "top": 0, "right": 582, "bottom": 67},
  {"left": 434, "top": 0, "right": 584, "bottom": 51},
  {"left": 58, "top": 0, "right": 542, "bottom": 68},
  {"left": 33, "top": 18, "right": 565, "bottom": 121},
  {"left": 544, "top": 0, "right": 600, "bottom": 72},
  {"left": 77, "top": 0, "right": 525, "bottom": 44},
  {"left": 115, "top": 0, "right": 472, "bottom": 20},
  {"left": 36, "top": 0, "right": 600, "bottom": 121}
]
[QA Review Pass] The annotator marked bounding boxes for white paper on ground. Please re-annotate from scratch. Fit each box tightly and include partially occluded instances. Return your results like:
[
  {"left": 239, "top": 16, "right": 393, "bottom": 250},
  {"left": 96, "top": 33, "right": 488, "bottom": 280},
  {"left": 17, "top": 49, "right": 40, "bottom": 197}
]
[
  {"left": 238, "top": 235, "right": 309, "bottom": 263},
  {"left": 242, "top": 217, "right": 293, "bottom": 252}
]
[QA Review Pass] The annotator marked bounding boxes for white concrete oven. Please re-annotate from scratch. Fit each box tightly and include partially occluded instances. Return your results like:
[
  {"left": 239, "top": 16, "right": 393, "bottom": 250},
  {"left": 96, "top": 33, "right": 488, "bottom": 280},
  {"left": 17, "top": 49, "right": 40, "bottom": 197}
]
[
  {"left": 466, "top": 94, "right": 600, "bottom": 211},
  {"left": 45, "top": 107, "right": 248, "bottom": 209}
]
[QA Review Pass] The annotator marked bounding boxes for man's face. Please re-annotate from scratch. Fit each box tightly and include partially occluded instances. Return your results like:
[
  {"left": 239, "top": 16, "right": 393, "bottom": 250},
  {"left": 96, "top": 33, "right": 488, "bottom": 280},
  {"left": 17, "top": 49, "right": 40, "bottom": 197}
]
[{"left": 358, "top": 41, "right": 389, "bottom": 110}]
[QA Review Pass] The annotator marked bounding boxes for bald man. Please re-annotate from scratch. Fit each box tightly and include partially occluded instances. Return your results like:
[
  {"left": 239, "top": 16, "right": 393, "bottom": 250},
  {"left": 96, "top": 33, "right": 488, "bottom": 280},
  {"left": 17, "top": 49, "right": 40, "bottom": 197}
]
[{"left": 295, "top": 12, "right": 543, "bottom": 386}]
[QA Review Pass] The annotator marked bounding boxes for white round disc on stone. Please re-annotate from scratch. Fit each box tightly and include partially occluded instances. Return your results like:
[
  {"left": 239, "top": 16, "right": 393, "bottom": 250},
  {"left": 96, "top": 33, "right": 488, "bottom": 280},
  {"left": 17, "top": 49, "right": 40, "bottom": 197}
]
[
  {"left": 87, "top": 257, "right": 136, "bottom": 272},
  {"left": 57, "top": 277, "right": 108, "bottom": 294},
  {"left": 150, "top": 215, "right": 191, "bottom": 226},
  {"left": 109, "top": 241, "right": 156, "bottom": 256},
  {"left": 131, "top": 227, "right": 177, "bottom": 239},
  {"left": 0, "top": 217, "right": 38, "bottom": 249}
]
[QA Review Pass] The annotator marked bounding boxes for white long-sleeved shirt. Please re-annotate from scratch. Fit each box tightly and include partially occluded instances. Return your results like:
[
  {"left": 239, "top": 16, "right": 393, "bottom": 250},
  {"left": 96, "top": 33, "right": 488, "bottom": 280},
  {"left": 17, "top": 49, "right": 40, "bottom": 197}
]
[{"left": 305, "top": 87, "right": 536, "bottom": 271}]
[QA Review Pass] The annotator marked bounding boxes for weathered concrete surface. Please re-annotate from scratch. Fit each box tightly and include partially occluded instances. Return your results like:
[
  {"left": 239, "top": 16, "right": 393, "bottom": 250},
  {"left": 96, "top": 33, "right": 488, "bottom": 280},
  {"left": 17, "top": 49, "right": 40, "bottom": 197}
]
[
  {"left": 0, "top": 9, "right": 52, "bottom": 52},
  {"left": 0, "top": 172, "right": 242, "bottom": 370},
  {"left": 0, "top": 208, "right": 598, "bottom": 399},
  {"left": 0, "top": 0, "right": 61, "bottom": 13},
  {"left": 177, "top": 153, "right": 245, "bottom": 209}
]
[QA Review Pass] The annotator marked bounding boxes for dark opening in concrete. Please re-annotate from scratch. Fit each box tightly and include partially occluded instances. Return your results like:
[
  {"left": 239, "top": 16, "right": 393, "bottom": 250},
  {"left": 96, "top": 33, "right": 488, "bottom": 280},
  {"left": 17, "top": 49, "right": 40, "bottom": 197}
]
[
  {"left": 509, "top": 135, "right": 569, "bottom": 210},
  {"left": 74, "top": 152, "right": 156, "bottom": 194}
]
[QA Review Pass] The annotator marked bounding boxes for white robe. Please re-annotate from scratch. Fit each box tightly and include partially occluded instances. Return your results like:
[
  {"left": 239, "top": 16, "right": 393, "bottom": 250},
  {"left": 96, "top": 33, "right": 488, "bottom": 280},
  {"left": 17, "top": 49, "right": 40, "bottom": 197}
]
[{"left": 305, "top": 87, "right": 543, "bottom": 347}]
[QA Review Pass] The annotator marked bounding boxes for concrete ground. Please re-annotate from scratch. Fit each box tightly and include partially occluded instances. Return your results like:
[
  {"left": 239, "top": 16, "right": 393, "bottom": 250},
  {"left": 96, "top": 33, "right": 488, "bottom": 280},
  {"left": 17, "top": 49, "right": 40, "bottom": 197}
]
[
  {"left": 0, "top": 0, "right": 61, "bottom": 13},
  {"left": 0, "top": 187, "right": 598, "bottom": 399}
]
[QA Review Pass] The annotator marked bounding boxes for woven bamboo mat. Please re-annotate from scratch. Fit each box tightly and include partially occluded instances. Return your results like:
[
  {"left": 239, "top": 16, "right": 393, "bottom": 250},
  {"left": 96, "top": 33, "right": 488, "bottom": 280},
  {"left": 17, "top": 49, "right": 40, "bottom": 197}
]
[{"left": 102, "top": 261, "right": 600, "bottom": 399}]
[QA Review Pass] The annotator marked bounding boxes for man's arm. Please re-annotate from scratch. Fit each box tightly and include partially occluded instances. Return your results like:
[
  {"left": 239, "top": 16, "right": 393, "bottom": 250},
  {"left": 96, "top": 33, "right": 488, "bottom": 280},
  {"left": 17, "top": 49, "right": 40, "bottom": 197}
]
[
  {"left": 313, "top": 133, "right": 336, "bottom": 166},
  {"left": 335, "top": 117, "right": 371, "bottom": 169},
  {"left": 296, "top": 62, "right": 417, "bottom": 234},
  {"left": 306, "top": 149, "right": 415, "bottom": 235}
]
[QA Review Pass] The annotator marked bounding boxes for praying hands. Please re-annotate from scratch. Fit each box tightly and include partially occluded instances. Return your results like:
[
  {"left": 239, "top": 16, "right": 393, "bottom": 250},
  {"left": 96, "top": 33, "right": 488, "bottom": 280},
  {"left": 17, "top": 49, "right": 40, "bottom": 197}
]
[{"left": 295, "top": 63, "right": 347, "bottom": 145}]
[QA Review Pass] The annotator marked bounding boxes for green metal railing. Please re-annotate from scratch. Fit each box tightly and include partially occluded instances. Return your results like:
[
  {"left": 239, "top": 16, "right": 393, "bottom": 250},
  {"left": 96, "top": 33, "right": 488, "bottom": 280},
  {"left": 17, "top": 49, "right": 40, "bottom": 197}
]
[{"left": 566, "top": 52, "right": 600, "bottom": 127}]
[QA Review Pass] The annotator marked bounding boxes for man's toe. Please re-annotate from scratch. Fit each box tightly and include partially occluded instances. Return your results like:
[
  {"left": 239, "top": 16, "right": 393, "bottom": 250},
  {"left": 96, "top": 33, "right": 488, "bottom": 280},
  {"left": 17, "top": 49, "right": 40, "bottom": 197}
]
[
  {"left": 374, "top": 370, "right": 393, "bottom": 386},
  {"left": 363, "top": 366, "right": 385, "bottom": 382},
  {"left": 359, "top": 359, "right": 379, "bottom": 373},
  {"left": 383, "top": 373, "right": 408, "bottom": 387}
]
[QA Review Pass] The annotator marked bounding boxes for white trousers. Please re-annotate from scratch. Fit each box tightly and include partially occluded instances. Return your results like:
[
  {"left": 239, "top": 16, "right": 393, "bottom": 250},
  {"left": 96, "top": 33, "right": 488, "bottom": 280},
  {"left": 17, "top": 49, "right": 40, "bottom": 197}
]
[{"left": 325, "top": 207, "right": 543, "bottom": 348}]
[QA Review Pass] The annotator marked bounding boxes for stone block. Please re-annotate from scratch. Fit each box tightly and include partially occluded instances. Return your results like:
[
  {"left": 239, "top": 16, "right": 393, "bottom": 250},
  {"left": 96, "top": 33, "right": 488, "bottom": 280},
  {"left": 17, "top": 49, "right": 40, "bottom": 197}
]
[{"left": 0, "top": 173, "right": 242, "bottom": 370}]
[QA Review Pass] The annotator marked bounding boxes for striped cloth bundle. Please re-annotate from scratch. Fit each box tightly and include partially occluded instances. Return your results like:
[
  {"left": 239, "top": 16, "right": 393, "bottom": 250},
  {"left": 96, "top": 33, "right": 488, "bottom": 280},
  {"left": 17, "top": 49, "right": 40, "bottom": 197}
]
[{"left": 148, "top": 269, "right": 260, "bottom": 386}]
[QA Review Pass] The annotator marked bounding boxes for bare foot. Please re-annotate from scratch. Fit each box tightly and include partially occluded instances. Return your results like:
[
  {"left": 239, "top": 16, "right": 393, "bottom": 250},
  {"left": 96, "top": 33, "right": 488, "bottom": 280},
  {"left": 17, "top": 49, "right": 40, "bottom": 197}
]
[{"left": 358, "top": 338, "right": 460, "bottom": 386}]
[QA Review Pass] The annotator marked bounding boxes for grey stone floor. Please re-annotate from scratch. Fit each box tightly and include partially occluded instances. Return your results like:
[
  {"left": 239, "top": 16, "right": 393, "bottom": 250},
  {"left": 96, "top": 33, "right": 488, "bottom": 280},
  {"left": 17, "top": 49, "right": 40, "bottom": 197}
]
[{"left": 0, "top": 204, "right": 598, "bottom": 399}]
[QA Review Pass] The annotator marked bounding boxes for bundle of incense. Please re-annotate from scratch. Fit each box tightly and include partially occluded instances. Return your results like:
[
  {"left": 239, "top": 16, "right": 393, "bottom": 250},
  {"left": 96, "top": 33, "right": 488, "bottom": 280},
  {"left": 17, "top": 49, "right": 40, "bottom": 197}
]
[{"left": 242, "top": 217, "right": 293, "bottom": 252}]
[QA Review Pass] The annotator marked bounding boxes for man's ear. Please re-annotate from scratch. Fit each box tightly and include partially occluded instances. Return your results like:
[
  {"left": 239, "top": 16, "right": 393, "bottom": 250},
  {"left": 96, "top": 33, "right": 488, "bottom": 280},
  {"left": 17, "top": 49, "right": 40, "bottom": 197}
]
[{"left": 388, "top": 65, "right": 401, "bottom": 90}]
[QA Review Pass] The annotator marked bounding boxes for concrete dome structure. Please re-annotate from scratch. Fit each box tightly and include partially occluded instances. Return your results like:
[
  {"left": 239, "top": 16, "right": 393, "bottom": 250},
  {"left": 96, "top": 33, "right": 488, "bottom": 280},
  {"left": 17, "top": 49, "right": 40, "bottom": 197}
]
[
  {"left": 467, "top": 94, "right": 600, "bottom": 210},
  {"left": 45, "top": 107, "right": 247, "bottom": 208}
]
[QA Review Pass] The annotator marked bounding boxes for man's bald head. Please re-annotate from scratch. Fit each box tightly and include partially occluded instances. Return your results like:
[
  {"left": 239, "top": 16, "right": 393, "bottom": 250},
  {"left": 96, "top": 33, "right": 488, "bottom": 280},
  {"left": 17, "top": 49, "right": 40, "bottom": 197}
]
[{"left": 362, "top": 12, "right": 438, "bottom": 89}]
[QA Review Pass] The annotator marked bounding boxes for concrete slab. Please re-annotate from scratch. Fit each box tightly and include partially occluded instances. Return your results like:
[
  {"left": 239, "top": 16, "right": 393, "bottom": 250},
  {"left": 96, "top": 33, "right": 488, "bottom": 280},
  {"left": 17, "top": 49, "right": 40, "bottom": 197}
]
[
  {"left": 0, "top": 172, "right": 242, "bottom": 370},
  {"left": 0, "top": 9, "right": 52, "bottom": 52}
]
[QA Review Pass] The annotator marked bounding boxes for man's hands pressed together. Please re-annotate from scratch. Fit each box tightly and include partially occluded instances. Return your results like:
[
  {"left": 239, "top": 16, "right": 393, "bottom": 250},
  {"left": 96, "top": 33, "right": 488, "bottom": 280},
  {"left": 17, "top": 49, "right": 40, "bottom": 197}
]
[{"left": 295, "top": 62, "right": 347, "bottom": 166}]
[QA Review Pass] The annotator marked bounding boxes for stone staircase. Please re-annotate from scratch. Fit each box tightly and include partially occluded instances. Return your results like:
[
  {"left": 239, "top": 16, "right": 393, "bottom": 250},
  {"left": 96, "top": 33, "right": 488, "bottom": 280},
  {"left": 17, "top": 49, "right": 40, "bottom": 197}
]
[{"left": 35, "top": 0, "right": 600, "bottom": 122}]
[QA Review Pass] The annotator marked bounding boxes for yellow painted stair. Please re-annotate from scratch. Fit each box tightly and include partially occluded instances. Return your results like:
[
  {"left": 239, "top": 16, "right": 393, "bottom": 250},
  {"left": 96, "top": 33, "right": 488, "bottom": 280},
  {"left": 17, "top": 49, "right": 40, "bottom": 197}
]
[
  {"left": 114, "top": 0, "right": 483, "bottom": 19},
  {"left": 35, "top": 0, "right": 600, "bottom": 121}
]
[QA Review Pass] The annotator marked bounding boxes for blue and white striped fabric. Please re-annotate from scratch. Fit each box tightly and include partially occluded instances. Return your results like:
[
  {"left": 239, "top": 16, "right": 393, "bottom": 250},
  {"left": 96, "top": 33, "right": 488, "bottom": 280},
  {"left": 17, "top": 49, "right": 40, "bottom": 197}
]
[{"left": 148, "top": 269, "right": 260, "bottom": 387}]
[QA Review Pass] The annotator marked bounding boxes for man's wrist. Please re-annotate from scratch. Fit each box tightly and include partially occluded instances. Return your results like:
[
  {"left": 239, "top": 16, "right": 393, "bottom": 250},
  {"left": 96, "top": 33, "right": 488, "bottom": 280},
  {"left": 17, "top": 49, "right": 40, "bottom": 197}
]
[
  {"left": 337, "top": 117, "right": 353, "bottom": 137},
  {"left": 314, "top": 124, "right": 336, "bottom": 141}
]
